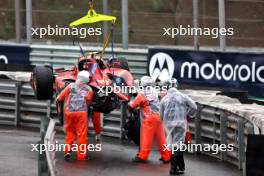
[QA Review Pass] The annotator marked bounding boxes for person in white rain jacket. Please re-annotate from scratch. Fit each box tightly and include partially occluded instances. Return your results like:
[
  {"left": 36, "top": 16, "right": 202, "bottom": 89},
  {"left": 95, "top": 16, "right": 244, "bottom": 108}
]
[{"left": 160, "top": 83, "right": 197, "bottom": 175}]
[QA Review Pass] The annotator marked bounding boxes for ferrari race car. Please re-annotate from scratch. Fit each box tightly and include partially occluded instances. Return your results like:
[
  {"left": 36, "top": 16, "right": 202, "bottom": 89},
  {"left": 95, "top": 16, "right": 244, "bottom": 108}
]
[{"left": 32, "top": 53, "right": 134, "bottom": 123}]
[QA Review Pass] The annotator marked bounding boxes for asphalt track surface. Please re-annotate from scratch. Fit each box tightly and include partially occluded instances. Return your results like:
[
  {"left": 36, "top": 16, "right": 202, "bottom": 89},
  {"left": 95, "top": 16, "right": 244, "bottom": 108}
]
[{"left": 0, "top": 126, "right": 241, "bottom": 176}]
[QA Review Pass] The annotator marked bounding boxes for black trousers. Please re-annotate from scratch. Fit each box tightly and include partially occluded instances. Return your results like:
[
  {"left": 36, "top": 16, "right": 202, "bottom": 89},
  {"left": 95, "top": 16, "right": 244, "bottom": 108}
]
[{"left": 171, "top": 151, "right": 185, "bottom": 171}]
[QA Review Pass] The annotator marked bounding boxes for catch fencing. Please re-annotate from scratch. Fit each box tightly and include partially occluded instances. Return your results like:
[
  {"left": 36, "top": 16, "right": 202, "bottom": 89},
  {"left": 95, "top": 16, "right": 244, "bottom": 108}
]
[{"left": 0, "top": 44, "right": 262, "bottom": 174}]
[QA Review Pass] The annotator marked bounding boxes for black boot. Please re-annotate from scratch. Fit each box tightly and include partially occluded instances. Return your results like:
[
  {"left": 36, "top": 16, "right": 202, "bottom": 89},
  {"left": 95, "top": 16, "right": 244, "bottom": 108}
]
[
  {"left": 170, "top": 154, "right": 179, "bottom": 175},
  {"left": 177, "top": 151, "right": 185, "bottom": 174},
  {"left": 64, "top": 152, "right": 71, "bottom": 160},
  {"left": 132, "top": 156, "right": 146, "bottom": 163}
]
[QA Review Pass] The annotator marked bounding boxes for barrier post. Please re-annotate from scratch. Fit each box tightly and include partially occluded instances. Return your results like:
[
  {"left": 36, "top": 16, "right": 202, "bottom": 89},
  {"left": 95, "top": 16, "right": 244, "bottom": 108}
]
[
  {"left": 122, "top": 0, "right": 129, "bottom": 49},
  {"left": 193, "top": 0, "right": 199, "bottom": 50},
  {"left": 47, "top": 100, "right": 51, "bottom": 118},
  {"left": 120, "top": 102, "right": 127, "bottom": 140},
  {"left": 220, "top": 111, "right": 227, "bottom": 160},
  {"left": 238, "top": 119, "right": 245, "bottom": 169},
  {"left": 15, "top": 0, "right": 21, "bottom": 43},
  {"left": 14, "top": 82, "right": 21, "bottom": 127},
  {"left": 26, "top": 0, "right": 32, "bottom": 44},
  {"left": 195, "top": 104, "right": 202, "bottom": 150},
  {"left": 38, "top": 140, "right": 48, "bottom": 176},
  {"left": 243, "top": 122, "right": 254, "bottom": 176},
  {"left": 218, "top": 0, "right": 226, "bottom": 51}
]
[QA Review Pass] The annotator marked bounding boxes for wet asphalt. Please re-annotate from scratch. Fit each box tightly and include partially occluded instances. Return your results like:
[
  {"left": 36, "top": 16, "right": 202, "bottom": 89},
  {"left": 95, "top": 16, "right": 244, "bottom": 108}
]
[{"left": 0, "top": 126, "right": 241, "bottom": 176}]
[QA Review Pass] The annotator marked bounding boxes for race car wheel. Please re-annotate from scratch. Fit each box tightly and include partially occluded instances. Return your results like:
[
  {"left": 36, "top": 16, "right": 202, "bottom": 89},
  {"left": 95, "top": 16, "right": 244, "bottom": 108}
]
[
  {"left": 33, "top": 66, "right": 54, "bottom": 100},
  {"left": 124, "top": 108, "right": 140, "bottom": 145}
]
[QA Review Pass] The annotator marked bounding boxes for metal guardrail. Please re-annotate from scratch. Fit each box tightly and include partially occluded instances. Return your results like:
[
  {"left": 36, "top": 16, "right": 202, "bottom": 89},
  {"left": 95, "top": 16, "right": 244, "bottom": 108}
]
[
  {"left": 188, "top": 103, "right": 255, "bottom": 171},
  {"left": 30, "top": 45, "right": 148, "bottom": 79},
  {"left": 0, "top": 80, "right": 51, "bottom": 127}
]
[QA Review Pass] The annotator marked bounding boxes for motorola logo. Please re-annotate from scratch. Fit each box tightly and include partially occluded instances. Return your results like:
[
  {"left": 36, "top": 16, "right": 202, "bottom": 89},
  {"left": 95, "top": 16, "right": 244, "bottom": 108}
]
[
  {"left": 149, "top": 52, "right": 175, "bottom": 81},
  {"left": 181, "top": 60, "right": 264, "bottom": 83},
  {"left": 0, "top": 55, "right": 8, "bottom": 64}
]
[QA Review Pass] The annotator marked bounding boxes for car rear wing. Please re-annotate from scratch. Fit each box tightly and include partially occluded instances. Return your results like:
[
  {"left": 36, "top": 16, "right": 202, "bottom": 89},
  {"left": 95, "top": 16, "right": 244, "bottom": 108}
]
[{"left": 0, "top": 64, "right": 36, "bottom": 82}]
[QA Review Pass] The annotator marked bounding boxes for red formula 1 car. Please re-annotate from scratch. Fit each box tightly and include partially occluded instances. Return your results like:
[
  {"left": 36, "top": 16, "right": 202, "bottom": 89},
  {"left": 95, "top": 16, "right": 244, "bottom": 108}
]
[{"left": 31, "top": 53, "right": 134, "bottom": 123}]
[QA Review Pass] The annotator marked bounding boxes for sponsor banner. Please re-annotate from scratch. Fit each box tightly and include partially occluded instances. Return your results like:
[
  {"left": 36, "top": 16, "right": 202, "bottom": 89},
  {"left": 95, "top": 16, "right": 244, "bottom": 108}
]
[
  {"left": 148, "top": 48, "right": 264, "bottom": 98},
  {"left": 0, "top": 44, "right": 31, "bottom": 64}
]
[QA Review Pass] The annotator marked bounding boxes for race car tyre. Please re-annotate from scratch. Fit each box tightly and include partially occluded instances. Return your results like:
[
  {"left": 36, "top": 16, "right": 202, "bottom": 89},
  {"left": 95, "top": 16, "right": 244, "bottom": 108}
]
[
  {"left": 124, "top": 108, "right": 140, "bottom": 145},
  {"left": 33, "top": 66, "right": 54, "bottom": 100}
]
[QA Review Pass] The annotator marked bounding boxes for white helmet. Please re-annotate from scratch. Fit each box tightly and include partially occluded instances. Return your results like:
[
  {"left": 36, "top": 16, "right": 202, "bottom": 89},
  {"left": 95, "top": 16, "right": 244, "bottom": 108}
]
[
  {"left": 156, "top": 75, "right": 169, "bottom": 87},
  {"left": 140, "top": 76, "right": 154, "bottom": 87},
  {"left": 77, "top": 70, "right": 90, "bottom": 83}
]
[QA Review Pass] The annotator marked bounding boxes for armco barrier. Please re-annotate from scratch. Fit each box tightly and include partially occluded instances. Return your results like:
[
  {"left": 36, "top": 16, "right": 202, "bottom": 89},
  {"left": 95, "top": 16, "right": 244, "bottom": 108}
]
[
  {"left": 0, "top": 79, "right": 114, "bottom": 136},
  {"left": 0, "top": 80, "right": 51, "bottom": 127},
  {"left": 188, "top": 103, "right": 255, "bottom": 169},
  {"left": 30, "top": 45, "right": 148, "bottom": 79}
]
